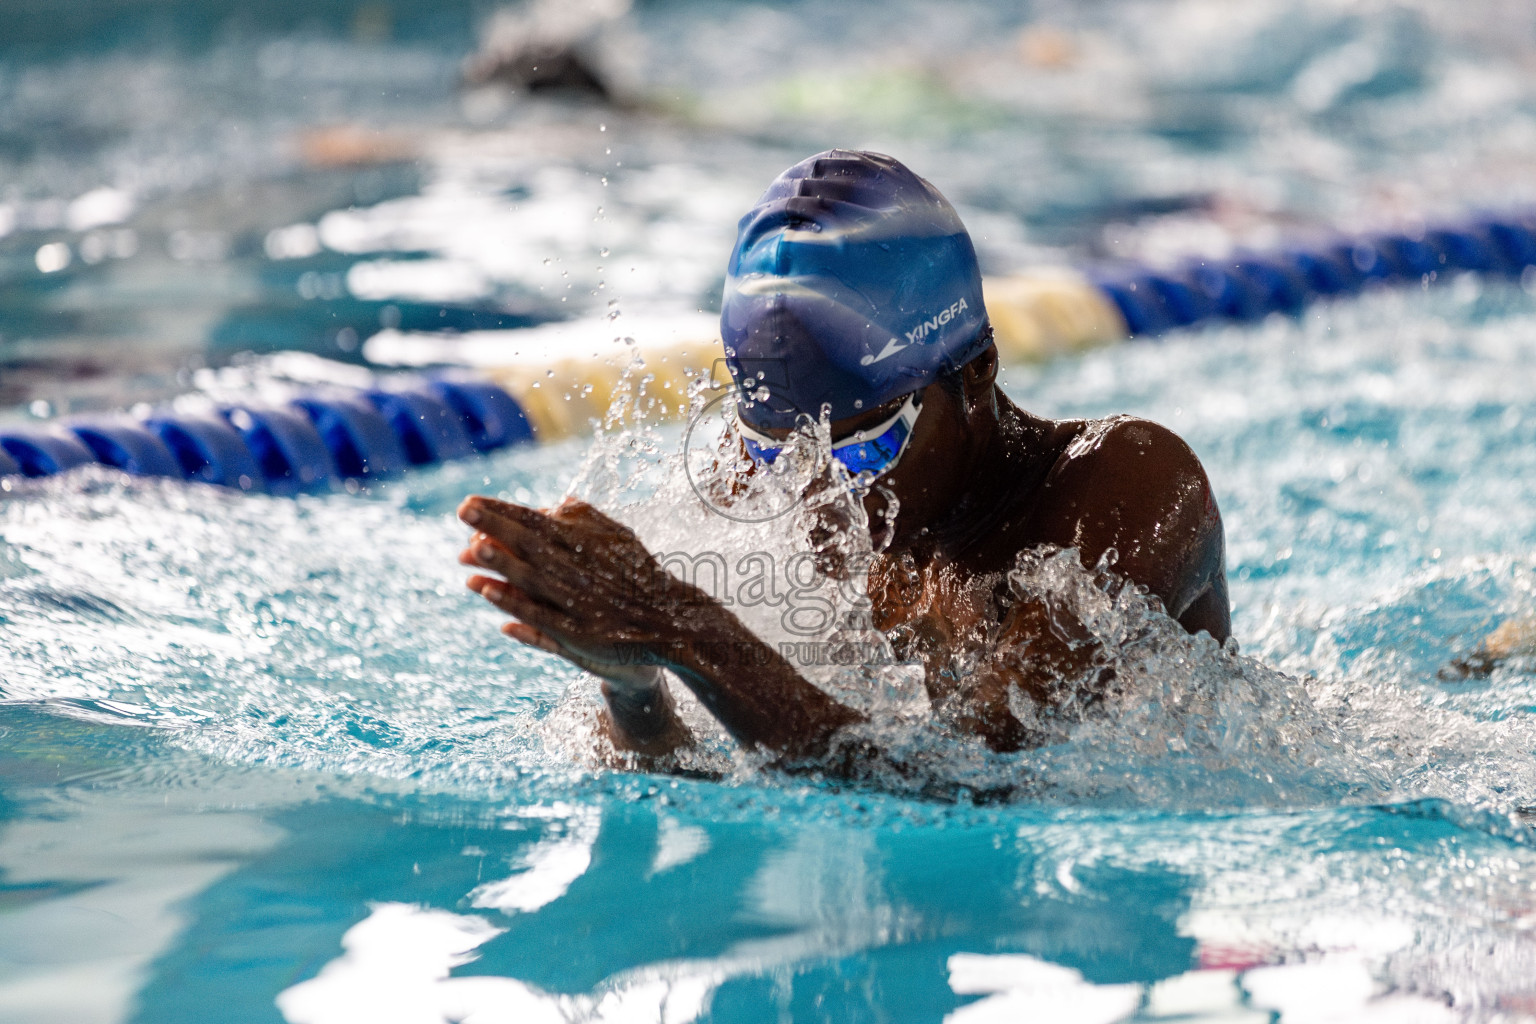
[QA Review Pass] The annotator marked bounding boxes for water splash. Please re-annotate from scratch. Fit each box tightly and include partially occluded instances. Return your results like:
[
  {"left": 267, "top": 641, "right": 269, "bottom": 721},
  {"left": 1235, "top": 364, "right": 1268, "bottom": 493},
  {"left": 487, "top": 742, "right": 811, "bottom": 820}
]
[{"left": 506, "top": 359, "right": 1536, "bottom": 827}]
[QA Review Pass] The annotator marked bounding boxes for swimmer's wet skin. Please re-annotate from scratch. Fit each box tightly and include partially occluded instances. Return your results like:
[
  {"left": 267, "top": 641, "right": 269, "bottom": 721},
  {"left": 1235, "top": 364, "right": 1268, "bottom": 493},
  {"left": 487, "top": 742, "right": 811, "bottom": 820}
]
[
  {"left": 459, "top": 150, "right": 1229, "bottom": 773},
  {"left": 1443, "top": 615, "right": 1536, "bottom": 678}
]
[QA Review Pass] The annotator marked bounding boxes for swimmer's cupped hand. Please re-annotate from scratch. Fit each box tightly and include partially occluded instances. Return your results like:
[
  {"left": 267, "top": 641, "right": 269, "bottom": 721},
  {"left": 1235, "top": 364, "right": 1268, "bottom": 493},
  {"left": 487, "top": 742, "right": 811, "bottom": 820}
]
[{"left": 456, "top": 495, "right": 717, "bottom": 683}]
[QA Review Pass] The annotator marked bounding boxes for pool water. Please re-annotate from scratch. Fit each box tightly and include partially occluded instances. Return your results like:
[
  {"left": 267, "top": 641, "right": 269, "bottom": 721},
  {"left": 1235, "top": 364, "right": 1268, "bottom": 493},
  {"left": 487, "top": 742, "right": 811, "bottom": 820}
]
[{"left": 6, "top": 1, "right": 1536, "bottom": 1021}]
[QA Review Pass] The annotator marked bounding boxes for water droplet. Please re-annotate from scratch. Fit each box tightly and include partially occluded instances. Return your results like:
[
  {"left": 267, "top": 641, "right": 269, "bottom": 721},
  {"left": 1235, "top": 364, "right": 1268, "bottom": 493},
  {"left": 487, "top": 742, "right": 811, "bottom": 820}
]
[
  {"left": 854, "top": 399, "right": 864, "bottom": 409},
  {"left": 600, "top": 248, "right": 610, "bottom": 257}
]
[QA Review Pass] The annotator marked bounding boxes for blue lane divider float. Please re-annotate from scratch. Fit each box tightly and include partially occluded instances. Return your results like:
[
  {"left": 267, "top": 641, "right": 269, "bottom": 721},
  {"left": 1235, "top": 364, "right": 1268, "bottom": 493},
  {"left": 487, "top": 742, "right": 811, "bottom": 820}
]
[
  {"left": 143, "top": 413, "right": 266, "bottom": 492},
  {"left": 0, "top": 376, "right": 536, "bottom": 491},
  {"left": 423, "top": 378, "right": 535, "bottom": 452},
  {"left": 220, "top": 405, "right": 338, "bottom": 496},
  {"left": 365, "top": 386, "right": 477, "bottom": 466},
  {"left": 289, "top": 391, "right": 410, "bottom": 482},
  {"left": 68, "top": 417, "right": 183, "bottom": 478},
  {"left": 0, "top": 427, "right": 97, "bottom": 478},
  {"left": 1088, "top": 210, "right": 1536, "bottom": 337}
]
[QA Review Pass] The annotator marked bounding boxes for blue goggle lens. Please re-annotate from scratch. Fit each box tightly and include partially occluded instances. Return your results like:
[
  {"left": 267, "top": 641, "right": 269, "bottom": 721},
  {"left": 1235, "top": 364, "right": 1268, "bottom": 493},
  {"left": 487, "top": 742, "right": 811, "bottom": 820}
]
[
  {"left": 738, "top": 394, "right": 919, "bottom": 482},
  {"left": 741, "top": 435, "right": 780, "bottom": 465},
  {"left": 831, "top": 419, "right": 911, "bottom": 477}
]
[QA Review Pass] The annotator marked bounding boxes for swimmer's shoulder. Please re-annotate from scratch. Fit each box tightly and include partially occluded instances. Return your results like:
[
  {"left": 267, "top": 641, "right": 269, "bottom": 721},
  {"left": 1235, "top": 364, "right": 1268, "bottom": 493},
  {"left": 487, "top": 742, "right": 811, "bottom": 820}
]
[
  {"left": 976, "top": 408, "right": 1227, "bottom": 636},
  {"left": 1023, "top": 413, "right": 1222, "bottom": 580},
  {"left": 1000, "top": 411, "right": 1208, "bottom": 499},
  {"left": 1048, "top": 414, "right": 1208, "bottom": 484}
]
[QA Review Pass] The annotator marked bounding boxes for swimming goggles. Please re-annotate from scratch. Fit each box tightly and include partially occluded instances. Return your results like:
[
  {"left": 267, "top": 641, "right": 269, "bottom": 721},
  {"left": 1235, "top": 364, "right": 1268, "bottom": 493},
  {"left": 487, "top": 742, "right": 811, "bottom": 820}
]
[{"left": 736, "top": 391, "right": 923, "bottom": 483}]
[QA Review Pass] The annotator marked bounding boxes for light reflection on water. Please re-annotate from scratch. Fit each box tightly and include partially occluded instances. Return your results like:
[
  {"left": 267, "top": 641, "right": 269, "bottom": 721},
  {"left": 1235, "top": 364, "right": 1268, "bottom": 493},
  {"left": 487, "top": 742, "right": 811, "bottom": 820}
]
[{"left": 2, "top": 710, "right": 1530, "bottom": 1023}]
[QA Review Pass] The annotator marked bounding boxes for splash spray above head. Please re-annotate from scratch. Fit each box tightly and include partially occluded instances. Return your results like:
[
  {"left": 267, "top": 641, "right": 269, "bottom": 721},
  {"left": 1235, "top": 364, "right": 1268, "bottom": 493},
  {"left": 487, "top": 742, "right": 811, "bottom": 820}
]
[{"left": 721, "top": 149, "right": 990, "bottom": 432}]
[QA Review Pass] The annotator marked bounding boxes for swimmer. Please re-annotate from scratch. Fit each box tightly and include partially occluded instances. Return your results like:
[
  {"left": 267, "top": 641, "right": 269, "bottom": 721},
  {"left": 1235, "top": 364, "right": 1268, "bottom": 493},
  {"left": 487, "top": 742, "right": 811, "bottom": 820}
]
[
  {"left": 458, "top": 150, "right": 1229, "bottom": 768},
  {"left": 1443, "top": 616, "right": 1536, "bottom": 678}
]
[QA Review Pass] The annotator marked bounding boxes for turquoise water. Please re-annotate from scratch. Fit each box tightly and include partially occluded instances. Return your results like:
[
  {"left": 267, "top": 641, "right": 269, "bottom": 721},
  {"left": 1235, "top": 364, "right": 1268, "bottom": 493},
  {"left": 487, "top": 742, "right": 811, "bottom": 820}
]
[{"left": 7, "top": 1, "right": 1536, "bottom": 1021}]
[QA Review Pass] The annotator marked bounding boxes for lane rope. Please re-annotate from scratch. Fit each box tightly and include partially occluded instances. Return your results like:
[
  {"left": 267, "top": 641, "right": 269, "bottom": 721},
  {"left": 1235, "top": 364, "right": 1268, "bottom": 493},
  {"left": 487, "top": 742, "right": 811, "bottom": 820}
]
[{"left": 7, "top": 209, "right": 1535, "bottom": 489}]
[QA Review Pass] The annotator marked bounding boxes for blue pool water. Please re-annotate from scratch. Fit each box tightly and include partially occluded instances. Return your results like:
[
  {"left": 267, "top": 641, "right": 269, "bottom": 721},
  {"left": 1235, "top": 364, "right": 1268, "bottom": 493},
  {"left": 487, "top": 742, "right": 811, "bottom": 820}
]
[{"left": 7, "top": 1, "right": 1536, "bottom": 1021}]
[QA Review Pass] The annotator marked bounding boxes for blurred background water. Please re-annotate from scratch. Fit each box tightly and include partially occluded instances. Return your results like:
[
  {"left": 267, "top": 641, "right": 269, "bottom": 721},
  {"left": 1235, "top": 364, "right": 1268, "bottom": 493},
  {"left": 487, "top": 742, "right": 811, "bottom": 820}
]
[
  {"left": 6, "top": 1, "right": 1536, "bottom": 1022},
  {"left": 10, "top": 0, "right": 1536, "bottom": 409}
]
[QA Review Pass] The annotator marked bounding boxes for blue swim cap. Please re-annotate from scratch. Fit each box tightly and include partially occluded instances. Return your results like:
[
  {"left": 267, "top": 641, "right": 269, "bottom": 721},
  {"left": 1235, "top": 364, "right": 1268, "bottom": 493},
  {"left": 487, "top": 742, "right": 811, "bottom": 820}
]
[{"left": 721, "top": 150, "right": 989, "bottom": 431}]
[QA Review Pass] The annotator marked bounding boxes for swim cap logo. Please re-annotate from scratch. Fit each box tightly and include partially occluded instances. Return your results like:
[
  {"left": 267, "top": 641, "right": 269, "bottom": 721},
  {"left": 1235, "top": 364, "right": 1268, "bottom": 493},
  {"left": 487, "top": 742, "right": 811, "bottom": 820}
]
[{"left": 859, "top": 297, "right": 969, "bottom": 366}]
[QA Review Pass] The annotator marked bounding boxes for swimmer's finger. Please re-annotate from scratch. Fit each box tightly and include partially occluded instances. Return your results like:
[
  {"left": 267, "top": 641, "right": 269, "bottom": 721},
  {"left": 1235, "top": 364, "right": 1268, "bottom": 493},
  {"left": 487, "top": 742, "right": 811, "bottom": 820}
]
[
  {"left": 457, "top": 537, "right": 503, "bottom": 567},
  {"left": 501, "top": 621, "right": 565, "bottom": 656},
  {"left": 468, "top": 533, "right": 589, "bottom": 601},
  {"left": 467, "top": 575, "right": 578, "bottom": 635},
  {"left": 480, "top": 517, "right": 633, "bottom": 594},
  {"left": 464, "top": 499, "right": 654, "bottom": 584},
  {"left": 466, "top": 571, "right": 562, "bottom": 616},
  {"left": 477, "top": 496, "right": 640, "bottom": 555},
  {"left": 549, "top": 497, "right": 633, "bottom": 535},
  {"left": 460, "top": 495, "right": 567, "bottom": 544},
  {"left": 465, "top": 501, "right": 585, "bottom": 566}
]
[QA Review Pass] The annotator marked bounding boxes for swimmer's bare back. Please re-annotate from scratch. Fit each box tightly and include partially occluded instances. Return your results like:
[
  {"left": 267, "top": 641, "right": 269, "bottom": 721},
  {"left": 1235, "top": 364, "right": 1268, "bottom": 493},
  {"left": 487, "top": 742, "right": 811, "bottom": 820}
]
[{"left": 458, "top": 353, "right": 1229, "bottom": 769}]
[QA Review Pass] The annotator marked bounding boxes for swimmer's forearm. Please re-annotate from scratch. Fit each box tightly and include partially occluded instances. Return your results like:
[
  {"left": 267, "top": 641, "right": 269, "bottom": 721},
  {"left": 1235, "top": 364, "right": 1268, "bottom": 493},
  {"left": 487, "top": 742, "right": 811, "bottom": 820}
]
[
  {"left": 600, "top": 671, "right": 692, "bottom": 756},
  {"left": 651, "top": 599, "right": 863, "bottom": 760}
]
